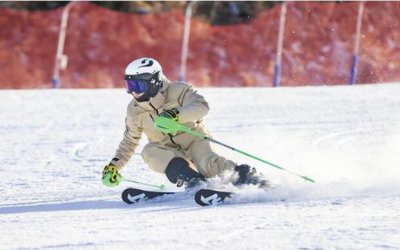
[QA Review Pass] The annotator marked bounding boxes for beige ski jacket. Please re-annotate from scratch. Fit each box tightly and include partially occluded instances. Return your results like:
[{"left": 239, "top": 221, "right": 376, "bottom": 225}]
[{"left": 111, "top": 80, "right": 210, "bottom": 169}]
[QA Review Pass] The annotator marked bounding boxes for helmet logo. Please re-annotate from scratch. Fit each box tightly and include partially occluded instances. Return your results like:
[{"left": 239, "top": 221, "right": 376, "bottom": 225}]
[{"left": 138, "top": 59, "right": 154, "bottom": 68}]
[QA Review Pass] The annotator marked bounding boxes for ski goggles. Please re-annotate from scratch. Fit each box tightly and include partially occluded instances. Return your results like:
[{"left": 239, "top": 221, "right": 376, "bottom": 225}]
[{"left": 124, "top": 79, "right": 148, "bottom": 94}]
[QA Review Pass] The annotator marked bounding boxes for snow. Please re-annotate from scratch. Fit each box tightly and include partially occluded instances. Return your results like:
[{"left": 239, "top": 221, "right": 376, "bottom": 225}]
[{"left": 1, "top": 83, "right": 400, "bottom": 249}]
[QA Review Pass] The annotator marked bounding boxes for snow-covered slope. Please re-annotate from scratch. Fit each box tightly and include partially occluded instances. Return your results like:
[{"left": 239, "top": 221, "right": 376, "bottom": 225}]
[{"left": 1, "top": 84, "right": 400, "bottom": 249}]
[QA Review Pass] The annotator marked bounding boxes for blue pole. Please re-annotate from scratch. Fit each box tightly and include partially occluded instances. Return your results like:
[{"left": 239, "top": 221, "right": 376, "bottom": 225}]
[
  {"left": 349, "top": 2, "right": 365, "bottom": 85},
  {"left": 273, "top": 2, "right": 287, "bottom": 87},
  {"left": 179, "top": 2, "right": 195, "bottom": 82},
  {"left": 349, "top": 55, "right": 358, "bottom": 85},
  {"left": 52, "top": 78, "right": 60, "bottom": 89},
  {"left": 51, "top": 2, "right": 75, "bottom": 89},
  {"left": 273, "top": 63, "right": 281, "bottom": 87}
]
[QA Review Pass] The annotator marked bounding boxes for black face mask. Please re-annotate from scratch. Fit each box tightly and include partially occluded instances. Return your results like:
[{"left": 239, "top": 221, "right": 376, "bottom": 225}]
[{"left": 125, "top": 72, "right": 162, "bottom": 102}]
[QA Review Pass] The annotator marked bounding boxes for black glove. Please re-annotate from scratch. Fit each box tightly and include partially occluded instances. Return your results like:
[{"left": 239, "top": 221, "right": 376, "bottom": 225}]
[{"left": 159, "top": 108, "right": 180, "bottom": 121}]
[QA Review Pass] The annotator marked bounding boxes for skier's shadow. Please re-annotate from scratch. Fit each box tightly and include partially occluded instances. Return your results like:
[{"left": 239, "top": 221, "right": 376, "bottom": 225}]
[
  {"left": 0, "top": 200, "right": 126, "bottom": 214},
  {"left": 0, "top": 199, "right": 199, "bottom": 214}
]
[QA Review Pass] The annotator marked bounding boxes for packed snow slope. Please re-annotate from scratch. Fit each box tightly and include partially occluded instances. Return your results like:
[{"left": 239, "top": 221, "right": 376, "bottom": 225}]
[{"left": 1, "top": 84, "right": 400, "bottom": 249}]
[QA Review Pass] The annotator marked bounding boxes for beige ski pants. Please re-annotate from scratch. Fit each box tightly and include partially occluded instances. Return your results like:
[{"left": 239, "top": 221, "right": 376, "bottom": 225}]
[{"left": 141, "top": 138, "right": 236, "bottom": 178}]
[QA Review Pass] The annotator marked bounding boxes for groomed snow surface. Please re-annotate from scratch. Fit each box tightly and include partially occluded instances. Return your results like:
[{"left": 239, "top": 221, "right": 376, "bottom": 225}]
[{"left": 1, "top": 84, "right": 400, "bottom": 249}]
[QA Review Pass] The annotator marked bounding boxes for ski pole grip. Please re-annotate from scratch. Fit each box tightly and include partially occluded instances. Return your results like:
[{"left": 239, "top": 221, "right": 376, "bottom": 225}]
[{"left": 154, "top": 116, "right": 181, "bottom": 133}]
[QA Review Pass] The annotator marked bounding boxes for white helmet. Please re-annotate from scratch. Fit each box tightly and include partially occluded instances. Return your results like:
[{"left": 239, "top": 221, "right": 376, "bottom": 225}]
[
  {"left": 124, "top": 57, "right": 163, "bottom": 102},
  {"left": 125, "top": 57, "right": 162, "bottom": 76}
]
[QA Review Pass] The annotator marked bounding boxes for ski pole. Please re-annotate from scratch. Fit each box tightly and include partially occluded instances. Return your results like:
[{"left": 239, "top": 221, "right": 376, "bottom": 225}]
[
  {"left": 155, "top": 116, "right": 315, "bottom": 183},
  {"left": 123, "top": 177, "right": 166, "bottom": 190}
]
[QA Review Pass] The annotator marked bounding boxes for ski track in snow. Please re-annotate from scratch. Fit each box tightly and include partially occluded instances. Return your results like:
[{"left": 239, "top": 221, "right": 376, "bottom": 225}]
[{"left": 1, "top": 84, "right": 400, "bottom": 249}]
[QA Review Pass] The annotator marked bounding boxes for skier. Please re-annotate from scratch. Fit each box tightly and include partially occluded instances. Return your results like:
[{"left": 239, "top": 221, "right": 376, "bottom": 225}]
[{"left": 102, "top": 57, "right": 268, "bottom": 189}]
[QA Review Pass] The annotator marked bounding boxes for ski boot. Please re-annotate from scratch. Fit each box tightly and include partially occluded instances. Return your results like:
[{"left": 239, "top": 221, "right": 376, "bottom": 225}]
[
  {"left": 233, "top": 164, "right": 271, "bottom": 189},
  {"left": 165, "top": 157, "right": 205, "bottom": 189}
]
